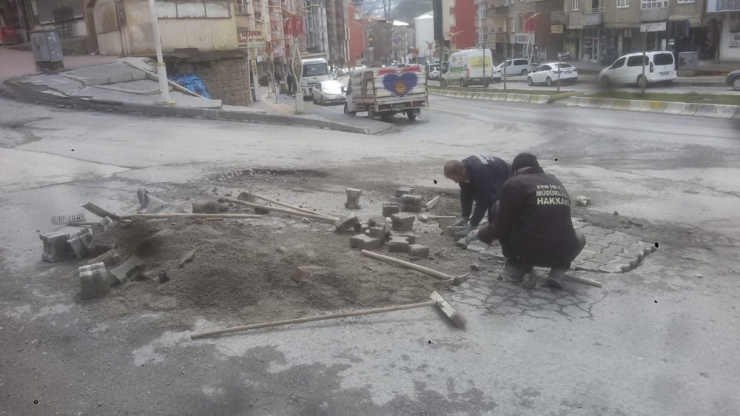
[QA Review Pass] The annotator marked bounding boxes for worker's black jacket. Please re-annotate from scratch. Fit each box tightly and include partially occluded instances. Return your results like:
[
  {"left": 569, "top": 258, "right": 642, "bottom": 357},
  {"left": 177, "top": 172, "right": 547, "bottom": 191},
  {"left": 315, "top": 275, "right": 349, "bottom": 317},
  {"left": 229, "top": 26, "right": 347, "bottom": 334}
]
[
  {"left": 460, "top": 155, "right": 512, "bottom": 227},
  {"left": 477, "top": 166, "right": 580, "bottom": 267}
]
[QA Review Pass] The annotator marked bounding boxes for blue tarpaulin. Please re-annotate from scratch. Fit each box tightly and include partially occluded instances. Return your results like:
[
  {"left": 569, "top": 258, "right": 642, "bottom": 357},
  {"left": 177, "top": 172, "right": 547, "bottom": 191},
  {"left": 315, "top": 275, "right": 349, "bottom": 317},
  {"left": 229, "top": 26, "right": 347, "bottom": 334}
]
[{"left": 169, "top": 74, "right": 211, "bottom": 99}]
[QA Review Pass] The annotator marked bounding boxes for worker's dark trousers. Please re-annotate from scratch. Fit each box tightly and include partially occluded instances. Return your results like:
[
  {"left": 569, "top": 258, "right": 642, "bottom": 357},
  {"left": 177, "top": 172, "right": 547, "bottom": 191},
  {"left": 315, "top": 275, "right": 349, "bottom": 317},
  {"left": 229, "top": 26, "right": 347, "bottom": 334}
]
[{"left": 493, "top": 201, "right": 587, "bottom": 271}]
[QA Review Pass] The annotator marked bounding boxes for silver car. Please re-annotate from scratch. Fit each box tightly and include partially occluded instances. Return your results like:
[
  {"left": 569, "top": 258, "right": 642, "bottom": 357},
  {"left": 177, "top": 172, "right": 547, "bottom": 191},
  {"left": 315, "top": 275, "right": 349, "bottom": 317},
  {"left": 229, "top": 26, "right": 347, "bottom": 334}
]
[{"left": 312, "top": 80, "right": 346, "bottom": 105}]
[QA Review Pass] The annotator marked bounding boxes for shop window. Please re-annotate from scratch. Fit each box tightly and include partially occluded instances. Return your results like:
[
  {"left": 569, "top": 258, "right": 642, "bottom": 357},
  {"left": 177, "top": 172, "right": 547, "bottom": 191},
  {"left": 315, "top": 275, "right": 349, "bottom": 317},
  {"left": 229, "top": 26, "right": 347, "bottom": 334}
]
[{"left": 729, "top": 12, "right": 740, "bottom": 33}]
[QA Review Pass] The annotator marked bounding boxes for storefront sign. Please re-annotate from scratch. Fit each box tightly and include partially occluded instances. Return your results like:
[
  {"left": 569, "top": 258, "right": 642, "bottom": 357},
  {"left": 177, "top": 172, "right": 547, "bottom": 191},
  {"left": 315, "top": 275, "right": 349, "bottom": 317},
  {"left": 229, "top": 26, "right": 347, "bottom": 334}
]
[
  {"left": 640, "top": 22, "right": 667, "bottom": 32},
  {"left": 238, "top": 28, "right": 267, "bottom": 48},
  {"left": 551, "top": 25, "right": 564, "bottom": 34},
  {"left": 514, "top": 33, "right": 534, "bottom": 44},
  {"left": 568, "top": 24, "right": 584, "bottom": 30}
]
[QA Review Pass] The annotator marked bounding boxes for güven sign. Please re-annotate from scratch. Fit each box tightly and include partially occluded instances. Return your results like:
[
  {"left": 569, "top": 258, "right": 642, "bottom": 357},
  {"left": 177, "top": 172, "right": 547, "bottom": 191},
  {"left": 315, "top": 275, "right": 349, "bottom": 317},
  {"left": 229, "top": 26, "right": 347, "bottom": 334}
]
[{"left": 238, "top": 28, "right": 266, "bottom": 48}]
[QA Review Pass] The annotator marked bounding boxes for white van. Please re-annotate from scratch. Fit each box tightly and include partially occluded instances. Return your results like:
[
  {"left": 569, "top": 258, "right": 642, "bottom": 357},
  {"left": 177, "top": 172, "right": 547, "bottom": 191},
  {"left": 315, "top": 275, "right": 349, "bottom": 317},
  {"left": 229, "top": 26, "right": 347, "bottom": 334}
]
[
  {"left": 599, "top": 51, "right": 676, "bottom": 88},
  {"left": 441, "top": 49, "right": 501, "bottom": 87},
  {"left": 498, "top": 58, "right": 532, "bottom": 76}
]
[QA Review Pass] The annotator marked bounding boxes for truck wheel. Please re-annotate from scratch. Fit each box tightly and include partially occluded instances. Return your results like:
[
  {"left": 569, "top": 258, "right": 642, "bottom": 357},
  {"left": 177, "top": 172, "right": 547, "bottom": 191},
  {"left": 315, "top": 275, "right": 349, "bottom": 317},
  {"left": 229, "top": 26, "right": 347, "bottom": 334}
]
[
  {"left": 546, "top": 77, "right": 553, "bottom": 87},
  {"left": 407, "top": 110, "right": 417, "bottom": 121},
  {"left": 520, "top": 69, "right": 528, "bottom": 76}
]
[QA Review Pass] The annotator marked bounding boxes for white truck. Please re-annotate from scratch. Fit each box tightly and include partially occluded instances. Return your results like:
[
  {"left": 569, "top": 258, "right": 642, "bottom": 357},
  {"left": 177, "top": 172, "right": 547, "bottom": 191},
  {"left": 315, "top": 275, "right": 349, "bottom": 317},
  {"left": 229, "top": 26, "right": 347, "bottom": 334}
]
[
  {"left": 344, "top": 65, "right": 428, "bottom": 121},
  {"left": 299, "top": 57, "right": 330, "bottom": 99}
]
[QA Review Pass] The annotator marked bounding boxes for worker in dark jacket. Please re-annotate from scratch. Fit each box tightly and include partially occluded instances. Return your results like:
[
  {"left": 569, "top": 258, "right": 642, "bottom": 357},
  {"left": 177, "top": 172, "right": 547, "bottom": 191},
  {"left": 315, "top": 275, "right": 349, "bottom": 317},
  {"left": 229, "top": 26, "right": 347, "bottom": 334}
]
[
  {"left": 444, "top": 154, "right": 512, "bottom": 234},
  {"left": 466, "top": 153, "right": 586, "bottom": 290}
]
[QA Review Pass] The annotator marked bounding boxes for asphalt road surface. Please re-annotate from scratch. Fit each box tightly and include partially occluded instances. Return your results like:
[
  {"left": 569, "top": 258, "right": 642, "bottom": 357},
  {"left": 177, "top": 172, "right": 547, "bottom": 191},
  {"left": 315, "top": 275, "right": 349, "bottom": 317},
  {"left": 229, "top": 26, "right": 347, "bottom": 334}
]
[{"left": 1, "top": 96, "right": 739, "bottom": 415}]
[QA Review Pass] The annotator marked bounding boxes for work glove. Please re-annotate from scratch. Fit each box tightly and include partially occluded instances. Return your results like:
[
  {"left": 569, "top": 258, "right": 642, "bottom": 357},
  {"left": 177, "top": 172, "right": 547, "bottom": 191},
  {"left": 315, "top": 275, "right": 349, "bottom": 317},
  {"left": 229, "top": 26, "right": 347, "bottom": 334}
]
[
  {"left": 465, "top": 229, "right": 480, "bottom": 245},
  {"left": 453, "top": 216, "right": 470, "bottom": 227}
]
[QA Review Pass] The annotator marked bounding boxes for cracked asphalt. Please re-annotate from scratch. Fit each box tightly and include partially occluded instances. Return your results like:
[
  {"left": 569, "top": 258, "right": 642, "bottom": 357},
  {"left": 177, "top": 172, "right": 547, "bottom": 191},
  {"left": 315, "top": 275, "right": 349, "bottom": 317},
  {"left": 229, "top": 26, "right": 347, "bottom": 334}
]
[{"left": 1, "top": 95, "right": 739, "bottom": 415}]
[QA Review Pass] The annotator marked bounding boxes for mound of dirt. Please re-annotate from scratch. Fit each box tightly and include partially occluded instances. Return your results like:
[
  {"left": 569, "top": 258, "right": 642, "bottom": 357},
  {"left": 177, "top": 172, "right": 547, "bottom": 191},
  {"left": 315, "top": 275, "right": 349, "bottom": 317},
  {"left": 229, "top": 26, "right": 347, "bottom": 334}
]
[{"left": 87, "top": 217, "right": 442, "bottom": 323}]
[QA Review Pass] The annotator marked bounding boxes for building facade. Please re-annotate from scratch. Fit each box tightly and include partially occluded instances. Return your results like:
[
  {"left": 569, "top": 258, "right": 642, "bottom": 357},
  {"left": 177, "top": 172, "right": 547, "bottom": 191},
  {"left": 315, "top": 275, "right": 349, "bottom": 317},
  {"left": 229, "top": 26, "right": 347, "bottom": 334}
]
[
  {"left": 450, "top": 0, "right": 478, "bottom": 49},
  {"left": 706, "top": 0, "right": 740, "bottom": 61},
  {"left": 415, "top": 11, "right": 435, "bottom": 59},
  {"left": 304, "top": 0, "right": 329, "bottom": 54},
  {"left": 347, "top": 0, "right": 366, "bottom": 66}
]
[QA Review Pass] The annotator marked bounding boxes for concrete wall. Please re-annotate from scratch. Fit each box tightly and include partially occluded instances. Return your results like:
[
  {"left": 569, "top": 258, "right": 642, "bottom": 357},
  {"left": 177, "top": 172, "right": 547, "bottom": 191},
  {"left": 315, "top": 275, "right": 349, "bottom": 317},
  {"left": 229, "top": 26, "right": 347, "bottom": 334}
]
[
  {"left": 94, "top": 0, "right": 238, "bottom": 56},
  {"left": 719, "top": 14, "right": 740, "bottom": 61},
  {"left": 174, "top": 58, "right": 250, "bottom": 105}
]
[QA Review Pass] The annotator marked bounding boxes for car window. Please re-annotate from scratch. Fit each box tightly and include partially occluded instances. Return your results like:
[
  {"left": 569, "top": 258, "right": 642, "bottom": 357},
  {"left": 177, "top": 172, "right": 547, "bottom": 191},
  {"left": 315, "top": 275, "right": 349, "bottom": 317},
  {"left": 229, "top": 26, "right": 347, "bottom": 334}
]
[
  {"left": 653, "top": 53, "right": 674, "bottom": 66},
  {"left": 515, "top": 60, "right": 527, "bottom": 65},
  {"left": 611, "top": 57, "right": 626, "bottom": 69},
  {"left": 537, "top": 65, "right": 550, "bottom": 72},
  {"left": 627, "top": 55, "right": 648, "bottom": 67},
  {"left": 303, "top": 63, "right": 329, "bottom": 77},
  {"left": 558, "top": 63, "right": 573, "bottom": 68}
]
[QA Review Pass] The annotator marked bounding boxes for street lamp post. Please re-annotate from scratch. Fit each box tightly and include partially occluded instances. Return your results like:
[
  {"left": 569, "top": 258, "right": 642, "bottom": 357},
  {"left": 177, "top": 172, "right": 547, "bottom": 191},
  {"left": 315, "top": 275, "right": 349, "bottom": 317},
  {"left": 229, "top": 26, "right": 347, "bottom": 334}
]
[{"left": 147, "top": 0, "right": 173, "bottom": 104}]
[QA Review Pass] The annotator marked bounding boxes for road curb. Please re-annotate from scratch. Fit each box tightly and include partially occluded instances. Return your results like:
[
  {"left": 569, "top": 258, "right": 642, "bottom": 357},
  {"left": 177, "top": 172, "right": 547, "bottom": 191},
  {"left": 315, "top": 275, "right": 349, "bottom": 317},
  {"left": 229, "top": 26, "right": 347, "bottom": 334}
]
[
  {"left": 429, "top": 88, "right": 551, "bottom": 105},
  {"left": 0, "top": 78, "right": 370, "bottom": 135},
  {"left": 558, "top": 96, "right": 740, "bottom": 119}
]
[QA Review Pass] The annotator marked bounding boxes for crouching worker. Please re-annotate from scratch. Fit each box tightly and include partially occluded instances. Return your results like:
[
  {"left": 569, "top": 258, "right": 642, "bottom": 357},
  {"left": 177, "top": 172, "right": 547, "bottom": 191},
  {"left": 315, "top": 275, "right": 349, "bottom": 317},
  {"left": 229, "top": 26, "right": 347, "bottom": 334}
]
[{"left": 466, "top": 153, "right": 586, "bottom": 289}]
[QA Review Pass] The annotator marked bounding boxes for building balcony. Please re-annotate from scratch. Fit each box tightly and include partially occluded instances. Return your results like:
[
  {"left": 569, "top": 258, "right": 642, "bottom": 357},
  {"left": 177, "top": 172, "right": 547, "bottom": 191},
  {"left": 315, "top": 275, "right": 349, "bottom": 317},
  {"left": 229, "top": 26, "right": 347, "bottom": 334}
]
[
  {"left": 551, "top": 11, "right": 567, "bottom": 24},
  {"left": 490, "top": 0, "right": 509, "bottom": 9},
  {"left": 639, "top": 7, "right": 669, "bottom": 22}
]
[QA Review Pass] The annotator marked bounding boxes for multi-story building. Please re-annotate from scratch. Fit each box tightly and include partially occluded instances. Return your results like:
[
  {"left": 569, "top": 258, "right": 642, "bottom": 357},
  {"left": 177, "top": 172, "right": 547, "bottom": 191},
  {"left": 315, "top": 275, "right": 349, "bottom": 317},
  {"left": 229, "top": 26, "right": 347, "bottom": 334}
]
[
  {"left": 347, "top": 0, "right": 367, "bottom": 66},
  {"left": 706, "top": 0, "right": 740, "bottom": 61},
  {"left": 327, "top": 0, "right": 350, "bottom": 66},
  {"left": 415, "top": 11, "right": 436, "bottom": 60},
  {"left": 561, "top": 0, "right": 708, "bottom": 64},
  {"left": 304, "top": 0, "right": 329, "bottom": 54},
  {"left": 450, "top": 0, "right": 478, "bottom": 49}
]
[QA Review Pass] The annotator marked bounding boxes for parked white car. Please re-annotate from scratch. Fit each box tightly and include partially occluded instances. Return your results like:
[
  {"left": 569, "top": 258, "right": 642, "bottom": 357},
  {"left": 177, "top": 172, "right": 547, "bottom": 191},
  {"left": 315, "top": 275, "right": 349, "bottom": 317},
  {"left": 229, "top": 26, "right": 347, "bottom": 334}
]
[
  {"left": 312, "top": 80, "right": 346, "bottom": 105},
  {"left": 599, "top": 51, "right": 676, "bottom": 88},
  {"left": 527, "top": 62, "right": 579, "bottom": 86},
  {"left": 497, "top": 58, "right": 531, "bottom": 76}
]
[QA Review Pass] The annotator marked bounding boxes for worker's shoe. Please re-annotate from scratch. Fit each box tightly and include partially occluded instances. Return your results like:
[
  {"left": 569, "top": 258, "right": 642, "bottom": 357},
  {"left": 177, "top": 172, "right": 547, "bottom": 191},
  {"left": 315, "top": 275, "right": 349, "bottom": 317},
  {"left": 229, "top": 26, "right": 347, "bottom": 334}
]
[
  {"left": 520, "top": 273, "right": 538, "bottom": 290},
  {"left": 546, "top": 268, "right": 566, "bottom": 290},
  {"left": 505, "top": 262, "right": 533, "bottom": 283}
]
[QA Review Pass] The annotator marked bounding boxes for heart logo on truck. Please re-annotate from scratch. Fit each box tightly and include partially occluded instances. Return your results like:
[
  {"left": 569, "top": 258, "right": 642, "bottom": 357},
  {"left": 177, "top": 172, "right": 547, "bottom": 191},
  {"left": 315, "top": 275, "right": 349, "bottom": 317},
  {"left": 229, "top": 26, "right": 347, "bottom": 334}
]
[{"left": 383, "top": 73, "right": 418, "bottom": 97}]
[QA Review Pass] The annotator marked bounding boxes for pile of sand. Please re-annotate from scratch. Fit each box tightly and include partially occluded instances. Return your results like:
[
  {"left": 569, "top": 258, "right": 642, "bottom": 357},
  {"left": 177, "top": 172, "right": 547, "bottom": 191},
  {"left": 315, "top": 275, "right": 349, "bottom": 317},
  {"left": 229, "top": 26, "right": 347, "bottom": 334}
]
[{"left": 88, "top": 217, "right": 439, "bottom": 322}]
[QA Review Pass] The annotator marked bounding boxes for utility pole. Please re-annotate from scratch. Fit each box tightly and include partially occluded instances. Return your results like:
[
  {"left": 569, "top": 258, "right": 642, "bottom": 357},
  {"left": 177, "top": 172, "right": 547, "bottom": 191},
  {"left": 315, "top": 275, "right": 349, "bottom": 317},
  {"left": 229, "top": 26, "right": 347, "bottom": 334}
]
[{"left": 147, "top": 0, "right": 173, "bottom": 104}]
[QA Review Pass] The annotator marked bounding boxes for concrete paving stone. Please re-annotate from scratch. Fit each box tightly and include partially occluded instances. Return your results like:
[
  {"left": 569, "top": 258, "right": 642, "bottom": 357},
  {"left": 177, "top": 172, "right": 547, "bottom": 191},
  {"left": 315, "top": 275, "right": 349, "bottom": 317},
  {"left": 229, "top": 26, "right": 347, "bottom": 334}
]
[
  {"left": 388, "top": 237, "right": 410, "bottom": 253},
  {"left": 575, "top": 260, "right": 603, "bottom": 272},
  {"left": 598, "top": 262, "right": 630, "bottom": 273},
  {"left": 589, "top": 254, "right": 617, "bottom": 265},
  {"left": 445, "top": 225, "right": 466, "bottom": 237},
  {"left": 368, "top": 226, "right": 388, "bottom": 240},
  {"left": 334, "top": 215, "right": 361, "bottom": 233},
  {"left": 456, "top": 237, "right": 468, "bottom": 249},
  {"left": 67, "top": 235, "right": 89, "bottom": 260},
  {"left": 368, "top": 216, "right": 387, "bottom": 227},
  {"left": 614, "top": 255, "right": 638, "bottom": 269},
  {"left": 388, "top": 196, "right": 401, "bottom": 204},
  {"left": 394, "top": 188, "right": 412, "bottom": 199},
  {"left": 349, "top": 234, "right": 381, "bottom": 250},
  {"left": 390, "top": 232, "right": 416, "bottom": 244},
  {"left": 600, "top": 245, "right": 627, "bottom": 257},
  {"left": 390, "top": 212, "right": 415, "bottom": 231},
  {"left": 39, "top": 232, "right": 74, "bottom": 263},
  {"left": 345, "top": 188, "right": 362, "bottom": 209},
  {"left": 409, "top": 244, "right": 430, "bottom": 258},
  {"left": 400, "top": 194, "right": 422, "bottom": 212},
  {"left": 382, "top": 202, "right": 400, "bottom": 217},
  {"left": 110, "top": 255, "right": 146, "bottom": 284},
  {"left": 467, "top": 245, "right": 486, "bottom": 253}
]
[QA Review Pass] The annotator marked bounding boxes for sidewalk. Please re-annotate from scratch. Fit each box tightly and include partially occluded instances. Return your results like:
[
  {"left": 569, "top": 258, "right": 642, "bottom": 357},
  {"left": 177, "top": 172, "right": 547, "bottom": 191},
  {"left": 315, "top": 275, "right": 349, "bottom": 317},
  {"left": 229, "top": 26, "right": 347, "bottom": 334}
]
[
  {"left": 0, "top": 57, "right": 374, "bottom": 134},
  {"left": 0, "top": 47, "right": 119, "bottom": 80}
]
